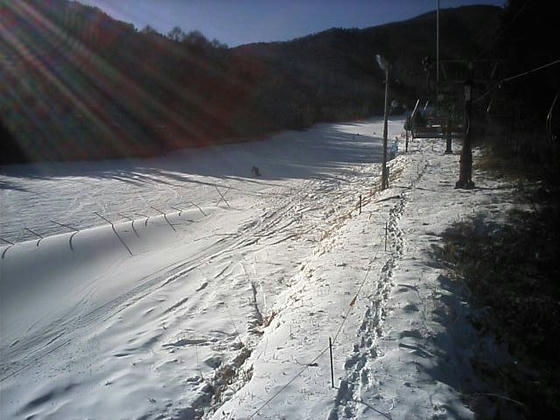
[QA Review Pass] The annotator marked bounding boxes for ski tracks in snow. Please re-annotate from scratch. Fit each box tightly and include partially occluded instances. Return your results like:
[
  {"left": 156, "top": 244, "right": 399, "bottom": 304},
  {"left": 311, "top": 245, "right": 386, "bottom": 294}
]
[{"left": 2, "top": 118, "right": 412, "bottom": 419}]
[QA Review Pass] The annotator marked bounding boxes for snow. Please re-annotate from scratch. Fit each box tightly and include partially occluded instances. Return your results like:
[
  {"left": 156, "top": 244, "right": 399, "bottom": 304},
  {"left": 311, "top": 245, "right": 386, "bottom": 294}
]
[{"left": 0, "top": 117, "right": 515, "bottom": 419}]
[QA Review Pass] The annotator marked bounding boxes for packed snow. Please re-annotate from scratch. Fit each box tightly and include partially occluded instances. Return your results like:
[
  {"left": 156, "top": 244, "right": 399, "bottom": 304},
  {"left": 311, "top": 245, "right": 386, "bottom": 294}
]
[{"left": 0, "top": 117, "right": 515, "bottom": 419}]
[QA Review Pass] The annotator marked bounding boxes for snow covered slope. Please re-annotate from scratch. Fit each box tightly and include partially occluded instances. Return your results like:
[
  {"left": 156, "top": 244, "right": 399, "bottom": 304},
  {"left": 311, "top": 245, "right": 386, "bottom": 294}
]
[
  {"left": 217, "top": 134, "right": 515, "bottom": 420},
  {"left": 1, "top": 118, "right": 402, "bottom": 419},
  {"left": 1, "top": 118, "right": 514, "bottom": 419}
]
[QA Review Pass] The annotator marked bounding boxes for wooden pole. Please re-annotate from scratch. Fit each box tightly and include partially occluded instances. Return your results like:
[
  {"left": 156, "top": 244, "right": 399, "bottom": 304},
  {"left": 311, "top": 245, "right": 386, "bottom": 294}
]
[
  {"left": 329, "top": 337, "right": 335, "bottom": 388},
  {"left": 151, "top": 206, "right": 177, "bottom": 232},
  {"left": 381, "top": 68, "right": 389, "bottom": 190},
  {"left": 0, "top": 237, "right": 15, "bottom": 245},
  {"left": 215, "top": 186, "right": 231, "bottom": 208},
  {"left": 405, "top": 128, "right": 409, "bottom": 152},
  {"left": 24, "top": 227, "right": 43, "bottom": 247},
  {"left": 94, "top": 212, "right": 133, "bottom": 256},
  {"left": 190, "top": 201, "right": 206, "bottom": 216},
  {"left": 456, "top": 78, "right": 475, "bottom": 189},
  {"left": 445, "top": 115, "right": 453, "bottom": 154},
  {"left": 118, "top": 213, "right": 140, "bottom": 238},
  {"left": 51, "top": 220, "right": 80, "bottom": 250}
]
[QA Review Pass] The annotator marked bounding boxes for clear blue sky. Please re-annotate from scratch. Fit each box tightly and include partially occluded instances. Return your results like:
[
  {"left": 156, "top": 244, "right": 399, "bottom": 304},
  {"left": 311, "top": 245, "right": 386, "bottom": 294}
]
[{"left": 77, "top": 0, "right": 506, "bottom": 47}]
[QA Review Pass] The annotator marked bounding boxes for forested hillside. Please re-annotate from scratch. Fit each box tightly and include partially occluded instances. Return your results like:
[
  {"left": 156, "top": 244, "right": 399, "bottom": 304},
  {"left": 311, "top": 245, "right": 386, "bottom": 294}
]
[
  {"left": 234, "top": 5, "right": 501, "bottom": 123},
  {"left": 1, "top": 1, "right": 501, "bottom": 164}
]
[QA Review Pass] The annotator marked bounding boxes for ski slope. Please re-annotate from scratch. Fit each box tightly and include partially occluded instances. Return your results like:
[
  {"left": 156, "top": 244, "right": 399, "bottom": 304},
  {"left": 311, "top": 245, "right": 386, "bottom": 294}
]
[
  {"left": 1, "top": 117, "right": 517, "bottom": 419},
  {"left": 1, "top": 118, "right": 402, "bottom": 419}
]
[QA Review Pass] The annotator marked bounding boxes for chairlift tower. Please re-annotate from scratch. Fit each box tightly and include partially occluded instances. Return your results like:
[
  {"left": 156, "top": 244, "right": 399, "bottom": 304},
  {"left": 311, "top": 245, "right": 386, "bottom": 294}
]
[{"left": 433, "top": 59, "right": 503, "bottom": 188}]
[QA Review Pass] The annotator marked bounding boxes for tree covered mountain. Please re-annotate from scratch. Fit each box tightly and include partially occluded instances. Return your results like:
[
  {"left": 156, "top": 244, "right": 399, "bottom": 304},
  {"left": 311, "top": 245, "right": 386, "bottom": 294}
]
[{"left": 1, "top": 0, "right": 501, "bottom": 164}]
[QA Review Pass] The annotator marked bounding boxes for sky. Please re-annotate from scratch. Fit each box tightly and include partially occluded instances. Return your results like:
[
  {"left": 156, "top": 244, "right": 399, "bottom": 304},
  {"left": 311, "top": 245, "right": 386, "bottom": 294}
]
[{"left": 77, "top": 0, "right": 505, "bottom": 47}]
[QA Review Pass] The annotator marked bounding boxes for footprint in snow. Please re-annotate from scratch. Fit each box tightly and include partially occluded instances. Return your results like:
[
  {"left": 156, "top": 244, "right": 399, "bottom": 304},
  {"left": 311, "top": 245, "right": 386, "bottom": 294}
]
[{"left": 403, "top": 303, "right": 420, "bottom": 312}]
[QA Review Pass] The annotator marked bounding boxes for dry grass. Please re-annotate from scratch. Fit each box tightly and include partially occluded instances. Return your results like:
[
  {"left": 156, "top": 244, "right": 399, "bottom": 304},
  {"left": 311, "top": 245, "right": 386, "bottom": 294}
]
[{"left": 434, "top": 201, "right": 560, "bottom": 418}]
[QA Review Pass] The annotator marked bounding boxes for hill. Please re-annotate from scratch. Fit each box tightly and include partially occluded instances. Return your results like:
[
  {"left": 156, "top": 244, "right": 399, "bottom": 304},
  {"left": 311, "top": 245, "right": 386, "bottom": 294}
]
[
  {"left": 232, "top": 5, "right": 501, "bottom": 125},
  {"left": 1, "top": 1, "right": 501, "bottom": 164}
]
